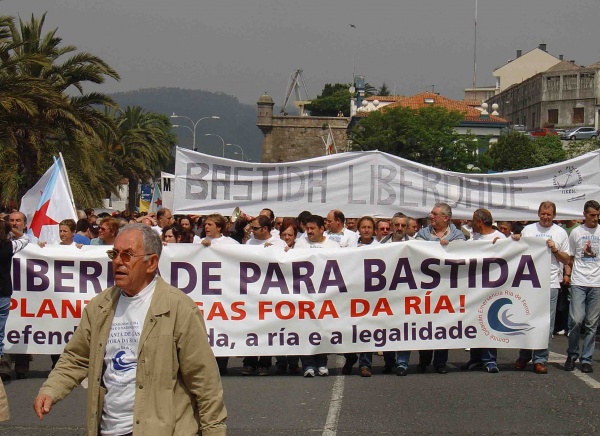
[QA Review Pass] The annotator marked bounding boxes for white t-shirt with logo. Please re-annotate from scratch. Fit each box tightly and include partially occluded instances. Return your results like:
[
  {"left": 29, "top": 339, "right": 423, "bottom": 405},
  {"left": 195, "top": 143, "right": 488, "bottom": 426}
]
[
  {"left": 295, "top": 236, "right": 341, "bottom": 249},
  {"left": 521, "top": 223, "right": 569, "bottom": 288},
  {"left": 100, "top": 278, "right": 156, "bottom": 435},
  {"left": 324, "top": 227, "right": 358, "bottom": 248},
  {"left": 569, "top": 224, "right": 600, "bottom": 287}
]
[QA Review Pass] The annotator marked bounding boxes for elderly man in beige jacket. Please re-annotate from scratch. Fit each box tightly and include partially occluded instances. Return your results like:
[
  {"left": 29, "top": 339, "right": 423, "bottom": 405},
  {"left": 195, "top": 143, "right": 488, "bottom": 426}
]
[{"left": 33, "top": 223, "right": 227, "bottom": 436}]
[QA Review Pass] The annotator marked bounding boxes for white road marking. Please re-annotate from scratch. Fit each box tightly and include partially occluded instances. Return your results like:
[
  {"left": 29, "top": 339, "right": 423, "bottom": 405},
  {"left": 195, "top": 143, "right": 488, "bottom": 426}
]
[
  {"left": 322, "top": 355, "right": 346, "bottom": 436},
  {"left": 548, "top": 351, "right": 600, "bottom": 389}
]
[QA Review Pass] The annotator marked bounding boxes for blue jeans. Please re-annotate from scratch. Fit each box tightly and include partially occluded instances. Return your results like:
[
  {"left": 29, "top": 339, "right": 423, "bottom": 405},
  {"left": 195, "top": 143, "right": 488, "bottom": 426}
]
[
  {"left": 0, "top": 297, "right": 10, "bottom": 356},
  {"left": 359, "top": 351, "right": 395, "bottom": 369},
  {"left": 519, "top": 287, "right": 559, "bottom": 364},
  {"left": 396, "top": 351, "right": 411, "bottom": 369},
  {"left": 469, "top": 348, "right": 497, "bottom": 364},
  {"left": 567, "top": 286, "right": 600, "bottom": 364}
]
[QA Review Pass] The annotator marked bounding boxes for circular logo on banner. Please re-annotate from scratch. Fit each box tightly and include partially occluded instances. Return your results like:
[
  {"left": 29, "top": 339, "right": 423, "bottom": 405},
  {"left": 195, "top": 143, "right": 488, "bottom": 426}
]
[
  {"left": 486, "top": 297, "right": 533, "bottom": 336},
  {"left": 552, "top": 165, "right": 583, "bottom": 196}
]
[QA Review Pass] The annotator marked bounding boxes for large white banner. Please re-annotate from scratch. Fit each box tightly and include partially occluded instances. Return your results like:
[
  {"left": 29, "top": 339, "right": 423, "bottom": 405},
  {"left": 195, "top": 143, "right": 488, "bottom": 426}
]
[
  {"left": 7, "top": 239, "right": 550, "bottom": 355},
  {"left": 173, "top": 147, "right": 600, "bottom": 220}
]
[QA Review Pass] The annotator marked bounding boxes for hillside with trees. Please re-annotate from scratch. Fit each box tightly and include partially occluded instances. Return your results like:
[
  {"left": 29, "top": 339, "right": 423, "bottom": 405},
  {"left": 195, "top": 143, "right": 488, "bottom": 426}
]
[{"left": 109, "top": 88, "right": 263, "bottom": 163}]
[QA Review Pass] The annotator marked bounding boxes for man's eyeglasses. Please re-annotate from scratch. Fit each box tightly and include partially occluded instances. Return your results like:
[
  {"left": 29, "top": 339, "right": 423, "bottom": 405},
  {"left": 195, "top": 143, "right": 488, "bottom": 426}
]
[
  {"left": 251, "top": 226, "right": 263, "bottom": 231},
  {"left": 106, "top": 249, "right": 152, "bottom": 263},
  {"left": 98, "top": 227, "right": 110, "bottom": 233}
]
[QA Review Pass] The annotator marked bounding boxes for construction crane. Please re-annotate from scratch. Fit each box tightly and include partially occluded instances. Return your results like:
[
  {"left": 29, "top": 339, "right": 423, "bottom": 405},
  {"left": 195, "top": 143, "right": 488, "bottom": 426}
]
[{"left": 281, "top": 69, "right": 311, "bottom": 115}]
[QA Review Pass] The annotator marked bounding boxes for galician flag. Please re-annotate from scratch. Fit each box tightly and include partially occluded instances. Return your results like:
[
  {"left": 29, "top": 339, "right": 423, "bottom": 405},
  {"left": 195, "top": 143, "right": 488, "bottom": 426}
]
[
  {"left": 149, "top": 181, "right": 163, "bottom": 213},
  {"left": 20, "top": 154, "right": 77, "bottom": 243}
]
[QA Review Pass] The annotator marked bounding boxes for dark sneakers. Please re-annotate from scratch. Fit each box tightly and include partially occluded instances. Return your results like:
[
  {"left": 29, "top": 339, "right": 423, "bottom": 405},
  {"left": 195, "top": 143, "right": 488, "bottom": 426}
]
[
  {"left": 564, "top": 356, "right": 576, "bottom": 371},
  {"left": 581, "top": 363, "right": 593, "bottom": 373},
  {"left": 395, "top": 366, "right": 408, "bottom": 376},
  {"left": 460, "top": 360, "right": 484, "bottom": 371}
]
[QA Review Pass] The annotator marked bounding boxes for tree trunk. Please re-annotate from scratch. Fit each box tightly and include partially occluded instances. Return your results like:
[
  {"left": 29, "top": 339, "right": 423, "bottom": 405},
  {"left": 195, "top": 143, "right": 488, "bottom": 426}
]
[{"left": 127, "top": 179, "right": 138, "bottom": 212}]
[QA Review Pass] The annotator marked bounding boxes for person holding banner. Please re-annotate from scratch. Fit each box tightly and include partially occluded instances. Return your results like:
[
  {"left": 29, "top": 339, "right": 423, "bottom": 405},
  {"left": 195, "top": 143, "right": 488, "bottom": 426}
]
[
  {"left": 324, "top": 210, "right": 358, "bottom": 247},
  {"left": 0, "top": 212, "right": 35, "bottom": 381},
  {"left": 33, "top": 223, "right": 227, "bottom": 435},
  {"left": 201, "top": 214, "right": 239, "bottom": 247},
  {"left": 241, "top": 215, "right": 286, "bottom": 375},
  {"left": 564, "top": 200, "right": 600, "bottom": 374},
  {"left": 510, "top": 201, "right": 569, "bottom": 374},
  {"left": 0, "top": 221, "right": 29, "bottom": 383},
  {"left": 294, "top": 215, "right": 340, "bottom": 376},
  {"left": 415, "top": 203, "right": 466, "bottom": 374},
  {"left": 461, "top": 209, "right": 506, "bottom": 374},
  {"left": 379, "top": 213, "right": 412, "bottom": 376}
]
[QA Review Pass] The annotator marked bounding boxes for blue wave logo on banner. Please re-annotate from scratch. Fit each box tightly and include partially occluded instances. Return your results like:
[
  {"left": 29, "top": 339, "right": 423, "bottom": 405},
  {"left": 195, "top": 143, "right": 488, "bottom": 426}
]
[
  {"left": 111, "top": 350, "right": 136, "bottom": 372},
  {"left": 487, "top": 297, "right": 533, "bottom": 336}
]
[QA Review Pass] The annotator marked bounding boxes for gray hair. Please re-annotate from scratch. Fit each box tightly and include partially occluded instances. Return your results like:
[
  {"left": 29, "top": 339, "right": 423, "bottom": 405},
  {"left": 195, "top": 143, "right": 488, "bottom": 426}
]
[
  {"left": 434, "top": 202, "right": 452, "bottom": 219},
  {"left": 120, "top": 223, "right": 163, "bottom": 259}
]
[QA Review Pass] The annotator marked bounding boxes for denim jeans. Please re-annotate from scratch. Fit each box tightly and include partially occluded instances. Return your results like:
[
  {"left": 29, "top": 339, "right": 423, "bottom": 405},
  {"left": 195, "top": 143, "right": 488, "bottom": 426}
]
[
  {"left": 359, "top": 351, "right": 395, "bottom": 369},
  {"left": 519, "top": 287, "right": 559, "bottom": 364},
  {"left": 469, "top": 348, "right": 497, "bottom": 364},
  {"left": 396, "top": 351, "right": 411, "bottom": 369},
  {"left": 567, "top": 286, "right": 600, "bottom": 364},
  {"left": 0, "top": 297, "right": 10, "bottom": 356}
]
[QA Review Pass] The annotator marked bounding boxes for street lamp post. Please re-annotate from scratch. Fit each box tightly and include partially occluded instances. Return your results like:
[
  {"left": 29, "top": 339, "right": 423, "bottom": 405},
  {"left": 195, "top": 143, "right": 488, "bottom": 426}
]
[
  {"left": 170, "top": 113, "right": 220, "bottom": 151},
  {"left": 226, "top": 143, "right": 246, "bottom": 161},
  {"left": 205, "top": 133, "right": 226, "bottom": 157}
]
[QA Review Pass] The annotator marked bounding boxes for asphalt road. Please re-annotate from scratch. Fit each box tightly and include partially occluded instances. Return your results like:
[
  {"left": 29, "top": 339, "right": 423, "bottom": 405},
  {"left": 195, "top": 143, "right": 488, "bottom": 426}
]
[{"left": 1, "top": 334, "right": 599, "bottom": 435}]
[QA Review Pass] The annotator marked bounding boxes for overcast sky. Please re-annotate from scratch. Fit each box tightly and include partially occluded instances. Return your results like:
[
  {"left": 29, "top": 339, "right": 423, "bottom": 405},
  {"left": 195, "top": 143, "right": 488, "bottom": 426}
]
[{"left": 4, "top": 0, "right": 600, "bottom": 107}]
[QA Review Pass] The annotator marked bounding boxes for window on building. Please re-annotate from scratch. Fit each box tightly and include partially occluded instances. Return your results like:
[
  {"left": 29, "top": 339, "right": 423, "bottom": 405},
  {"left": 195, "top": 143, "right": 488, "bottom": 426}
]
[
  {"left": 563, "top": 75, "right": 578, "bottom": 90},
  {"left": 580, "top": 73, "right": 595, "bottom": 89},
  {"left": 548, "top": 109, "right": 558, "bottom": 125},
  {"left": 546, "top": 76, "right": 560, "bottom": 91},
  {"left": 573, "top": 107, "right": 584, "bottom": 124}
]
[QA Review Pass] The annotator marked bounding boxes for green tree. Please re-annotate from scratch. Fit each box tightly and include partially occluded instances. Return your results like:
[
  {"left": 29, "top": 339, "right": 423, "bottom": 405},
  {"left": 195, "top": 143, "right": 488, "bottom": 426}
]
[
  {"left": 488, "top": 132, "right": 545, "bottom": 171},
  {"left": 377, "top": 82, "right": 391, "bottom": 96},
  {"left": 350, "top": 105, "right": 481, "bottom": 171},
  {"left": 305, "top": 83, "right": 351, "bottom": 116},
  {"left": 533, "top": 135, "right": 566, "bottom": 165},
  {"left": 563, "top": 137, "right": 599, "bottom": 160},
  {"left": 0, "top": 12, "right": 121, "bottom": 206},
  {"left": 103, "top": 106, "right": 176, "bottom": 211}
]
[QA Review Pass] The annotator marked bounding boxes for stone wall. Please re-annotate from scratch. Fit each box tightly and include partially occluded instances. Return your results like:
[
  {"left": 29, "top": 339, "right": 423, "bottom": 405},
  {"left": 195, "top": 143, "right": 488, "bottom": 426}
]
[{"left": 257, "top": 93, "right": 350, "bottom": 162}]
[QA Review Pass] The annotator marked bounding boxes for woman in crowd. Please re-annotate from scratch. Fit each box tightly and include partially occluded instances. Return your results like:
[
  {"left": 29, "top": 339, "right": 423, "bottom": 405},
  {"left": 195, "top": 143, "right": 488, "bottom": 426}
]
[
  {"left": 90, "top": 217, "right": 118, "bottom": 245},
  {"left": 275, "top": 217, "right": 301, "bottom": 374},
  {"left": 279, "top": 218, "right": 298, "bottom": 251},
  {"left": 199, "top": 213, "right": 238, "bottom": 375},
  {"left": 58, "top": 219, "right": 82, "bottom": 247},
  {"left": 162, "top": 224, "right": 183, "bottom": 244},
  {"left": 201, "top": 214, "right": 239, "bottom": 246}
]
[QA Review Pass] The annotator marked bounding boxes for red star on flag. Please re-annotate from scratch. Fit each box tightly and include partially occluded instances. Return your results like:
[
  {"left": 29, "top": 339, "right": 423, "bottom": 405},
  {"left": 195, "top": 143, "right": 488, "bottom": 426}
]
[
  {"left": 154, "top": 198, "right": 162, "bottom": 206},
  {"left": 29, "top": 200, "right": 58, "bottom": 237}
]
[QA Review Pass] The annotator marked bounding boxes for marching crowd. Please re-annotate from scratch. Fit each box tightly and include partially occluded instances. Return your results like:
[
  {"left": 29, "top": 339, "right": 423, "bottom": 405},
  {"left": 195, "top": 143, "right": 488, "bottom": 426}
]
[{"left": 0, "top": 199, "right": 599, "bottom": 381}]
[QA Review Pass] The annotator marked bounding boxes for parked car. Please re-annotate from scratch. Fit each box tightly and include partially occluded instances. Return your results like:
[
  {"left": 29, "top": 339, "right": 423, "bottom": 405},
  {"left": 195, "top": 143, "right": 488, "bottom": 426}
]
[
  {"left": 561, "top": 127, "right": 598, "bottom": 140},
  {"left": 529, "top": 128, "right": 559, "bottom": 137}
]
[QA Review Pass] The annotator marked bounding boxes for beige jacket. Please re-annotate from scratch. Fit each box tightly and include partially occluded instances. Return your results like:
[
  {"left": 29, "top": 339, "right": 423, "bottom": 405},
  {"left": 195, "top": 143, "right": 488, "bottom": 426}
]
[
  {"left": 39, "top": 277, "right": 227, "bottom": 435},
  {"left": 0, "top": 379, "right": 9, "bottom": 421}
]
